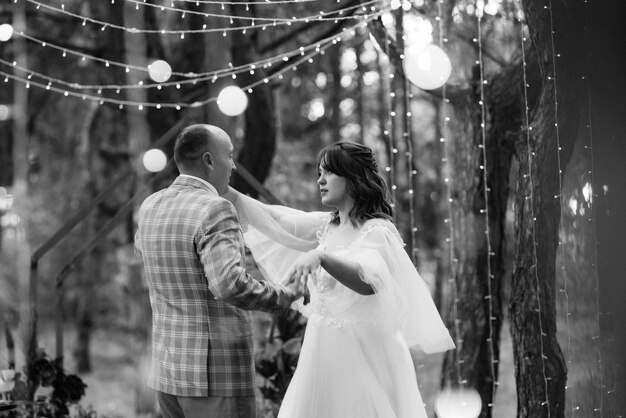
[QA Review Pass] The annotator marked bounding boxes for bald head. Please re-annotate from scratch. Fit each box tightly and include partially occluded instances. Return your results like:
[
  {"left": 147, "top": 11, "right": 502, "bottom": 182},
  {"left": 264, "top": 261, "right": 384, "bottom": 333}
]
[
  {"left": 174, "top": 124, "right": 236, "bottom": 195},
  {"left": 174, "top": 124, "right": 229, "bottom": 170}
]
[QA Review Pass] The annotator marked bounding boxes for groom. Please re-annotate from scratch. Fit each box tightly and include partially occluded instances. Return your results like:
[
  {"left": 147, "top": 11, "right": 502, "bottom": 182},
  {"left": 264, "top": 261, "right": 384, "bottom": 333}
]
[{"left": 135, "top": 124, "right": 303, "bottom": 418}]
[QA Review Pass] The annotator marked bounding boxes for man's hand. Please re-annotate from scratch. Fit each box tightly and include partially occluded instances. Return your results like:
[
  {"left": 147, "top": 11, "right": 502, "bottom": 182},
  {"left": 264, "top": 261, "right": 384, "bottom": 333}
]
[{"left": 286, "top": 278, "right": 311, "bottom": 305}]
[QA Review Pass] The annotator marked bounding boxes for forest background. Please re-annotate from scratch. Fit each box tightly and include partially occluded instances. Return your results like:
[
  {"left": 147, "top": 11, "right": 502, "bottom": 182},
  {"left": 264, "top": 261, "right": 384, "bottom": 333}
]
[{"left": 0, "top": 0, "right": 625, "bottom": 417}]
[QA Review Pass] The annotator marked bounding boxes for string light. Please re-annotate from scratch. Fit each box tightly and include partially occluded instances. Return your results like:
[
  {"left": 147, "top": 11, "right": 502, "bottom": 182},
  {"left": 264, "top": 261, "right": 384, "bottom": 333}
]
[
  {"left": 124, "top": 0, "right": 369, "bottom": 20},
  {"left": 24, "top": 0, "right": 383, "bottom": 33},
  {"left": 545, "top": 5, "right": 574, "bottom": 417},
  {"left": 395, "top": 8, "right": 418, "bottom": 264},
  {"left": 436, "top": 0, "right": 464, "bottom": 388},
  {"left": 0, "top": 37, "right": 338, "bottom": 90},
  {"left": 582, "top": 2, "right": 604, "bottom": 415},
  {"left": 0, "top": 16, "right": 374, "bottom": 109},
  {"left": 381, "top": 30, "right": 397, "bottom": 215},
  {"left": 1, "top": 17, "right": 380, "bottom": 108},
  {"left": 547, "top": 1, "right": 595, "bottom": 415},
  {"left": 475, "top": 2, "right": 497, "bottom": 409},
  {"left": 584, "top": 57, "right": 603, "bottom": 418},
  {"left": 403, "top": 79, "right": 418, "bottom": 263},
  {"left": 13, "top": 9, "right": 383, "bottom": 82},
  {"left": 519, "top": 12, "right": 551, "bottom": 417},
  {"left": 169, "top": 0, "right": 322, "bottom": 4}
]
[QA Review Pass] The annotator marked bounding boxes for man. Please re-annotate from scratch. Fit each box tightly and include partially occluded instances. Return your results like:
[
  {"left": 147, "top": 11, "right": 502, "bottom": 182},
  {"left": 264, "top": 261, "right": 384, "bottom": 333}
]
[{"left": 135, "top": 124, "right": 303, "bottom": 418}]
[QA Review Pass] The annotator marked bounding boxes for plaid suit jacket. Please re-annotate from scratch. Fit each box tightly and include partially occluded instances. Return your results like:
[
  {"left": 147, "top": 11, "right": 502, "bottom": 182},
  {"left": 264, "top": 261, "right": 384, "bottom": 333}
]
[{"left": 135, "top": 175, "right": 294, "bottom": 397}]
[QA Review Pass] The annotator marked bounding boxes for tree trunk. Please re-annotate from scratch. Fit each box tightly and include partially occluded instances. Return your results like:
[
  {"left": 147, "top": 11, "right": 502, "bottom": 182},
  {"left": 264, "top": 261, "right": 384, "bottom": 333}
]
[
  {"left": 199, "top": 4, "right": 236, "bottom": 144},
  {"left": 229, "top": 3, "right": 277, "bottom": 195},
  {"left": 74, "top": 100, "right": 99, "bottom": 373},
  {"left": 328, "top": 45, "right": 342, "bottom": 143},
  {"left": 121, "top": 3, "right": 159, "bottom": 414},
  {"left": 11, "top": 0, "right": 35, "bottom": 398},
  {"left": 355, "top": 35, "right": 365, "bottom": 145},
  {"left": 510, "top": 0, "right": 586, "bottom": 416},
  {"left": 431, "top": 102, "right": 445, "bottom": 311},
  {"left": 377, "top": 53, "right": 394, "bottom": 192},
  {"left": 440, "top": 78, "right": 507, "bottom": 418}
]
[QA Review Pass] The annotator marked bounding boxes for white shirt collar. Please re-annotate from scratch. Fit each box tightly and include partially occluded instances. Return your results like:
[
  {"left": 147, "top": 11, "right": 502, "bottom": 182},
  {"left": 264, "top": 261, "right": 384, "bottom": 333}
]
[{"left": 179, "top": 174, "right": 218, "bottom": 195}]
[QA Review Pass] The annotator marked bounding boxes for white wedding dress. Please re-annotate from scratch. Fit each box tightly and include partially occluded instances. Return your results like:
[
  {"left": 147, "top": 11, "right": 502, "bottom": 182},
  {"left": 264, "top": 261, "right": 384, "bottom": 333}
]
[{"left": 231, "top": 193, "right": 455, "bottom": 418}]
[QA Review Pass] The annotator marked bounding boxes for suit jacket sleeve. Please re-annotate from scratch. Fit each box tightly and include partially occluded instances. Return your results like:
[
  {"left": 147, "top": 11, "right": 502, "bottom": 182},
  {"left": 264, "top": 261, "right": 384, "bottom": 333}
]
[{"left": 197, "top": 199, "right": 295, "bottom": 314}]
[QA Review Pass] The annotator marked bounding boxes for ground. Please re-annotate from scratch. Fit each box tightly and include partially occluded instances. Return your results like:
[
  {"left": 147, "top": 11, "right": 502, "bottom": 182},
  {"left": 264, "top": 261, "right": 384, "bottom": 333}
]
[
  {"left": 27, "top": 317, "right": 518, "bottom": 418},
  {"left": 14, "top": 283, "right": 599, "bottom": 418}
]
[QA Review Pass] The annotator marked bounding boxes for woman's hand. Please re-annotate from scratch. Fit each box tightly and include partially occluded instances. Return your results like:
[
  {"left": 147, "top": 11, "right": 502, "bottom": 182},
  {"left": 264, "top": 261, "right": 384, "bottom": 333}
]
[{"left": 286, "top": 249, "right": 324, "bottom": 302}]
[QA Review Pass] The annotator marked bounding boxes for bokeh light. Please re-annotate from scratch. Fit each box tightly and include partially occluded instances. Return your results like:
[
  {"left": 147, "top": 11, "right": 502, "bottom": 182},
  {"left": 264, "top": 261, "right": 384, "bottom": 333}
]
[
  {"left": 0, "top": 24, "right": 13, "bottom": 42},
  {"left": 148, "top": 60, "right": 172, "bottom": 83},
  {"left": 0, "top": 105, "right": 10, "bottom": 121},
  {"left": 142, "top": 149, "right": 167, "bottom": 172},
  {"left": 434, "top": 387, "right": 482, "bottom": 418},
  {"left": 217, "top": 85, "right": 248, "bottom": 116},
  {"left": 404, "top": 44, "right": 452, "bottom": 90}
]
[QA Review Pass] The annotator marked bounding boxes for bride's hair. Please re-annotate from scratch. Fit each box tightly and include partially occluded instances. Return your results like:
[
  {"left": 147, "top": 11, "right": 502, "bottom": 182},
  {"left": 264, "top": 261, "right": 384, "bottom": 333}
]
[{"left": 318, "top": 142, "right": 394, "bottom": 227}]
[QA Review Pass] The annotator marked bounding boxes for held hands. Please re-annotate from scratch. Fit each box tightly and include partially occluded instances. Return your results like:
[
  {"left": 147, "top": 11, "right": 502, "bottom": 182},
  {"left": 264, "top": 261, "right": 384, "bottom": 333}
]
[{"left": 285, "top": 249, "right": 324, "bottom": 305}]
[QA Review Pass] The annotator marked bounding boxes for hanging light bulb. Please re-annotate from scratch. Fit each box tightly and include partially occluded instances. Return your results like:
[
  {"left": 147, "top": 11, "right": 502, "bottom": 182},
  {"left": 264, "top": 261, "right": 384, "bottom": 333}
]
[
  {"left": 142, "top": 149, "right": 167, "bottom": 172},
  {"left": 404, "top": 44, "right": 452, "bottom": 90},
  {"left": 434, "top": 387, "right": 482, "bottom": 418},
  {"left": 217, "top": 85, "right": 248, "bottom": 116},
  {"left": 148, "top": 60, "right": 172, "bottom": 83},
  {"left": 0, "top": 104, "right": 10, "bottom": 121},
  {"left": 0, "top": 24, "right": 13, "bottom": 42}
]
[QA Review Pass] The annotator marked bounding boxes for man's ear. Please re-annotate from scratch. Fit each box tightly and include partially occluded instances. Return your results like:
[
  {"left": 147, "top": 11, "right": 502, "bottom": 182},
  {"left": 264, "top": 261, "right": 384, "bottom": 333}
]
[{"left": 202, "top": 151, "right": 214, "bottom": 168}]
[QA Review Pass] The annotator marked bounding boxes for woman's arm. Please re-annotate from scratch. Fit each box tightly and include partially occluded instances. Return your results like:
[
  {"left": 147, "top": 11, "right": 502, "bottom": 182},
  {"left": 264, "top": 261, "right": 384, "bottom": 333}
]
[
  {"left": 223, "top": 187, "right": 330, "bottom": 250},
  {"left": 288, "top": 249, "right": 375, "bottom": 296},
  {"left": 222, "top": 186, "right": 240, "bottom": 206},
  {"left": 223, "top": 186, "right": 282, "bottom": 225}
]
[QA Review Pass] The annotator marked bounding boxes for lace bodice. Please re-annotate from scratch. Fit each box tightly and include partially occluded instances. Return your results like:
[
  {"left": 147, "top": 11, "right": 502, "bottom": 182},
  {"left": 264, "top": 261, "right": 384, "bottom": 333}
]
[{"left": 300, "top": 222, "right": 391, "bottom": 328}]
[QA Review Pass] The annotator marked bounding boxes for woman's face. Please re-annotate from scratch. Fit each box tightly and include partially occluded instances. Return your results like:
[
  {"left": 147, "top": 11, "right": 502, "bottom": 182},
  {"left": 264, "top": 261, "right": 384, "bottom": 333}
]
[{"left": 317, "top": 165, "right": 350, "bottom": 209}]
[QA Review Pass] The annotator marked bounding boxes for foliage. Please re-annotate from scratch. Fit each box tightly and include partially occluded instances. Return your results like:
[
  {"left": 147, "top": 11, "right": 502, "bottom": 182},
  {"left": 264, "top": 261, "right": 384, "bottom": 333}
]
[
  {"left": 254, "top": 311, "right": 307, "bottom": 409},
  {"left": 0, "top": 349, "right": 101, "bottom": 418}
]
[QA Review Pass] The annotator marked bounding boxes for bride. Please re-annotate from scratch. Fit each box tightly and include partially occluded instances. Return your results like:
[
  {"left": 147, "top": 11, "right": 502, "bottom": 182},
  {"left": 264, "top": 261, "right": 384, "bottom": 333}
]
[{"left": 225, "top": 141, "right": 454, "bottom": 417}]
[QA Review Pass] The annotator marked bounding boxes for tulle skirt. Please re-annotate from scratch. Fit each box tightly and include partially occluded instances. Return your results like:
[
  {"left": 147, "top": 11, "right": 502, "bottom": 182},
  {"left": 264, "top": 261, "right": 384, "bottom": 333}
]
[{"left": 277, "top": 316, "right": 428, "bottom": 418}]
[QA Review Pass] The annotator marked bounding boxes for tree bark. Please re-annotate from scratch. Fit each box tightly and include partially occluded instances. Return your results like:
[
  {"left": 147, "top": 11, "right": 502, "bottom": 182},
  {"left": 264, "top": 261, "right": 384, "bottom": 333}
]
[
  {"left": 199, "top": 3, "right": 237, "bottom": 146},
  {"left": 440, "top": 81, "right": 507, "bottom": 418},
  {"left": 438, "top": 19, "right": 524, "bottom": 418},
  {"left": 355, "top": 35, "right": 365, "bottom": 145},
  {"left": 328, "top": 45, "right": 342, "bottom": 144},
  {"left": 73, "top": 100, "right": 99, "bottom": 373},
  {"left": 229, "top": 3, "right": 277, "bottom": 195},
  {"left": 120, "top": 3, "right": 159, "bottom": 414},
  {"left": 11, "top": 0, "right": 36, "bottom": 399},
  {"left": 510, "top": 0, "right": 586, "bottom": 416}
]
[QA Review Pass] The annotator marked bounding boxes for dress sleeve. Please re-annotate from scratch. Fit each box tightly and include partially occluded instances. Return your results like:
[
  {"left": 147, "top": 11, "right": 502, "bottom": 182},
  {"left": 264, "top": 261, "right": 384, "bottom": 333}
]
[
  {"left": 231, "top": 191, "right": 330, "bottom": 285},
  {"left": 351, "top": 220, "right": 455, "bottom": 354}
]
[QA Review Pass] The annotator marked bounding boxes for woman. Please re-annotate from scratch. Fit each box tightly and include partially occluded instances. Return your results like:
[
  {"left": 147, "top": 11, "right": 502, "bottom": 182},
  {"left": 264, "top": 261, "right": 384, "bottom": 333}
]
[{"left": 225, "top": 142, "right": 454, "bottom": 417}]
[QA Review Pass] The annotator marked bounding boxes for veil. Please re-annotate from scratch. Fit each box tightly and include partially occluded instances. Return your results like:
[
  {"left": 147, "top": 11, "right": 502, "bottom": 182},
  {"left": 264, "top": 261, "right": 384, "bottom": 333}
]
[
  {"left": 230, "top": 191, "right": 454, "bottom": 354},
  {"left": 231, "top": 191, "right": 329, "bottom": 284}
]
